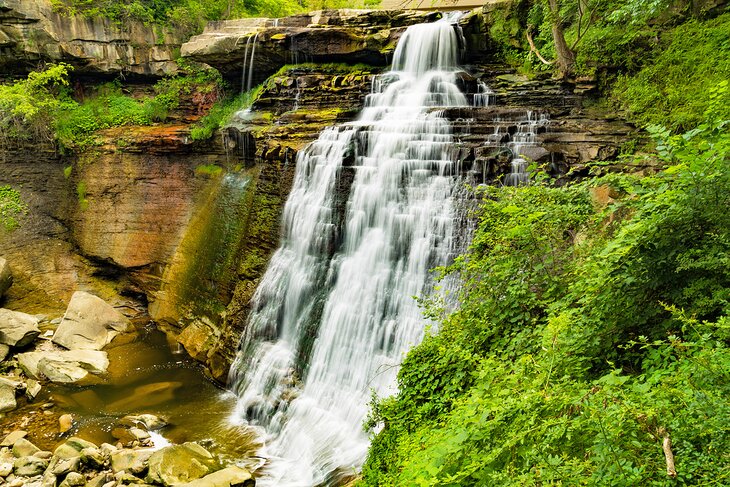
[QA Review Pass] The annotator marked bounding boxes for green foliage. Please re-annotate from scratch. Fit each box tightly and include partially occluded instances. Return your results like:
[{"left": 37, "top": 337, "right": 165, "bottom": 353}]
[
  {"left": 362, "top": 117, "right": 730, "bottom": 485},
  {"left": 0, "top": 63, "right": 223, "bottom": 150},
  {"left": 55, "top": 81, "right": 155, "bottom": 149},
  {"left": 613, "top": 13, "right": 730, "bottom": 131},
  {"left": 0, "top": 185, "right": 28, "bottom": 231},
  {"left": 76, "top": 181, "right": 89, "bottom": 210},
  {"left": 190, "top": 84, "right": 261, "bottom": 141},
  {"left": 0, "top": 63, "right": 72, "bottom": 146}
]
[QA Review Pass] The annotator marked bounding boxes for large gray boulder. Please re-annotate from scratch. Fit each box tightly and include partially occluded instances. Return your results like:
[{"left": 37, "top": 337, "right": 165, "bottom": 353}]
[
  {"left": 53, "top": 292, "right": 132, "bottom": 350},
  {"left": 17, "top": 350, "right": 108, "bottom": 384},
  {"left": 0, "top": 309, "right": 41, "bottom": 347},
  {"left": 53, "top": 437, "right": 97, "bottom": 460},
  {"left": 146, "top": 443, "right": 219, "bottom": 486},
  {"left": 0, "top": 258, "right": 12, "bottom": 298}
]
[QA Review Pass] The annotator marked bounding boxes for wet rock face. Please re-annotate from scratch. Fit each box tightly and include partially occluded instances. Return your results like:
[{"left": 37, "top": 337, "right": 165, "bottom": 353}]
[
  {"left": 0, "top": 258, "right": 11, "bottom": 298},
  {"left": 0, "top": 0, "right": 183, "bottom": 77}
]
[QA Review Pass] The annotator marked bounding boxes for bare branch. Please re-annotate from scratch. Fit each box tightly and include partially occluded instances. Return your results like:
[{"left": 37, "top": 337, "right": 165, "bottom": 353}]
[{"left": 526, "top": 30, "right": 556, "bottom": 66}]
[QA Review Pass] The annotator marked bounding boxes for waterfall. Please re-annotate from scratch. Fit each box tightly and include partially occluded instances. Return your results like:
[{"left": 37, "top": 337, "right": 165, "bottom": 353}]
[
  {"left": 473, "top": 81, "right": 495, "bottom": 107},
  {"left": 504, "top": 111, "right": 548, "bottom": 186},
  {"left": 229, "top": 15, "right": 468, "bottom": 486},
  {"left": 240, "top": 32, "right": 259, "bottom": 94}
]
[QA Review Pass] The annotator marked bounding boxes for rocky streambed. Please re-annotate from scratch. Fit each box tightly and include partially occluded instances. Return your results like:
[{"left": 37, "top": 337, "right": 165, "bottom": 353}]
[{"left": 0, "top": 264, "right": 261, "bottom": 486}]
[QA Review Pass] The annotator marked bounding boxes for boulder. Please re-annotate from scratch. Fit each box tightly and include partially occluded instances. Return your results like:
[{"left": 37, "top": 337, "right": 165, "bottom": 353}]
[
  {"left": 0, "top": 344, "right": 9, "bottom": 361},
  {"left": 12, "top": 438, "right": 40, "bottom": 457},
  {"left": 146, "top": 443, "right": 218, "bottom": 486},
  {"left": 52, "top": 292, "right": 132, "bottom": 350},
  {"left": 17, "top": 350, "right": 109, "bottom": 383},
  {"left": 61, "top": 471, "right": 85, "bottom": 487},
  {"left": 13, "top": 455, "right": 48, "bottom": 476},
  {"left": 53, "top": 437, "right": 97, "bottom": 460},
  {"left": 86, "top": 474, "right": 109, "bottom": 487},
  {"left": 0, "top": 257, "right": 12, "bottom": 297},
  {"left": 1, "top": 430, "right": 27, "bottom": 447},
  {"left": 58, "top": 414, "right": 74, "bottom": 434},
  {"left": 25, "top": 379, "right": 41, "bottom": 399},
  {"left": 38, "top": 359, "right": 96, "bottom": 385},
  {"left": 80, "top": 447, "right": 106, "bottom": 469},
  {"left": 0, "top": 309, "right": 41, "bottom": 347},
  {"left": 110, "top": 448, "right": 154, "bottom": 474},
  {"left": 49, "top": 455, "right": 80, "bottom": 476},
  {"left": 0, "top": 382, "right": 16, "bottom": 412},
  {"left": 41, "top": 471, "right": 57, "bottom": 487},
  {"left": 180, "top": 466, "right": 254, "bottom": 487}
]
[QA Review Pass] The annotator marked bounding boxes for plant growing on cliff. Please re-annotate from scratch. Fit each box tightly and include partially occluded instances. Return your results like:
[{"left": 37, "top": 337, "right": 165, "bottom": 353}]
[
  {"left": 0, "top": 61, "right": 224, "bottom": 150},
  {"left": 190, "top": 84, "right": 261, "bottom": 141},
  {"left": 0, "top": 186, "right": 28, "bottom": 231},
  {"left": 0, "top": 63, "right": 72, "bottom": 147},
  {"left": 51, "top": 0, "right": 382, "bottom": 37}
]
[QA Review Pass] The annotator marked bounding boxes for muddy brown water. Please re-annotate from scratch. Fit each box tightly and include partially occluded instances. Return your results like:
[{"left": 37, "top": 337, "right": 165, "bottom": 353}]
[{"left": 1, "top": 324, "right": 262, "bottom": 469}]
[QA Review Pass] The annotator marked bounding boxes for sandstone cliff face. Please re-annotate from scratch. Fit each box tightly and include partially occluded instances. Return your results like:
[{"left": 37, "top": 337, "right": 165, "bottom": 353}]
[{"left": 0, "top": 0, "right": 182, "bottom": 77}]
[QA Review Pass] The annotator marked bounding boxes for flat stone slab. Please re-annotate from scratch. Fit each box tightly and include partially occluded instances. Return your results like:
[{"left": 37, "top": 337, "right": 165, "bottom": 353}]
[{"left": 17, "top": 350, "right": 109, "bottom": 384}]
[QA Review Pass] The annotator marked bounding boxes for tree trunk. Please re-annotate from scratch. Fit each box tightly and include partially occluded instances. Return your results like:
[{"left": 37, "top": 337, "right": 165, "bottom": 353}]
[{"left": 547, "top": 0, "right": 577, "bottom": 78}]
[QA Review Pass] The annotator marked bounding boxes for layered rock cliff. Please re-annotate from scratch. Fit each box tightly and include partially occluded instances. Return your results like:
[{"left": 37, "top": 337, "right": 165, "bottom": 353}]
[
  {"left": 0, "top": 3, "right": 641, "bottom": 382},
  {"left": 0, "top": 0, "right": 181, "bottom": 77}
]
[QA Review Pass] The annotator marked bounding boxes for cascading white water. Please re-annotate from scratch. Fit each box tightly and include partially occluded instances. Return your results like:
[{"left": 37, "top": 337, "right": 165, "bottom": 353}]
[
  {"left": 474, "top": 81, "right": 495, "bottom": 107},
  {"left": 504, "top": 110, "right": 548, "bottom": 186},
  {"left": 229, "top": 15, "right": 467, "bottom": 486}
]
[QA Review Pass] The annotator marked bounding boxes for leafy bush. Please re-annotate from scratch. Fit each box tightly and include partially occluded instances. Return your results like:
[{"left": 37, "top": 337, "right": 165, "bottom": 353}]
[
  {"left": 0, "top": 62, "right": 224, "bottom": 150},
  {"left": 0, "top": 63, "right": 72, "bottom": 146}
]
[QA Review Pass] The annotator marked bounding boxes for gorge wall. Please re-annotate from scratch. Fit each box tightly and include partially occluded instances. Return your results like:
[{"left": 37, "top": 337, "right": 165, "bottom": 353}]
[{"left": 0, "top": 2, "right": 640, "bottom": 382}]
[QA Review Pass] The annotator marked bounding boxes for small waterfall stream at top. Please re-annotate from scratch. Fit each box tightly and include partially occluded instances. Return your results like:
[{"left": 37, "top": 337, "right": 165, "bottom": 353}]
[{"left": 229, "top": 15, "right": 469, "bottom": 486}]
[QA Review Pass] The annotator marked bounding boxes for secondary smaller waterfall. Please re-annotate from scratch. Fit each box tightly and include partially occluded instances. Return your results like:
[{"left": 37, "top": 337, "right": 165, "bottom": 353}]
[
  {"left": 474, "top": 81, "right": 495, "bottom": 107},
  {"left": 504, "top": 110, "right": 548, "bottom": 185},
  {"left": 240, "top": 32, "right": 260, "bottom": 94}
]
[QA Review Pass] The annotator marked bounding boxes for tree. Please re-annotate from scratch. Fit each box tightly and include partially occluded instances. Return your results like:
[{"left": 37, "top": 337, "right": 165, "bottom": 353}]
[{"left": 527, "top": 0, "right": 603, "bottom": 78}]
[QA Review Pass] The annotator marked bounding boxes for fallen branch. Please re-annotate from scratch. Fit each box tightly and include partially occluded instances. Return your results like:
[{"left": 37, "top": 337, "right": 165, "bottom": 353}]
[
  {"left": 526, "top": 30, "right": 555, "bottom": 66},
  {"left": 659, "top": 428, "right": 678, "bottom": 478}
]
